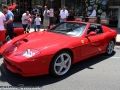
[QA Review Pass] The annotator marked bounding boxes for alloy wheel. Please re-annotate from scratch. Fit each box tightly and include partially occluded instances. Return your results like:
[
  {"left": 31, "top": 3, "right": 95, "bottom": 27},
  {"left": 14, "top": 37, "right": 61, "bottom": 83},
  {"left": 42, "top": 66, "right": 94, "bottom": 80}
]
[
  {"left": 107, "top": 40, "right": 114, "bottom": 55},
  {"left": 50, "top": 51, "right": 72, "bottom": 77}
]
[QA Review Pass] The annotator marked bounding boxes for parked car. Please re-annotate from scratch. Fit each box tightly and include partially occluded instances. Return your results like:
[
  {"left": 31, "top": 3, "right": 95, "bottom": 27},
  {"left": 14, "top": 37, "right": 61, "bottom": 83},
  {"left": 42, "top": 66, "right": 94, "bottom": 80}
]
[
  {"left": 0, "top": 21, "right": 117, "bottom": 77},
  {"left": 5, "top": 27, "right": 24, "bottom": 41}
]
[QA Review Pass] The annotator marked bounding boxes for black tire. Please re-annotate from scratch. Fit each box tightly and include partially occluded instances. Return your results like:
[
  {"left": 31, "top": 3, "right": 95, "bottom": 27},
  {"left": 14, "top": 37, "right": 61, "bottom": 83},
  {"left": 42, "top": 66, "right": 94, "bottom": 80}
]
[
  {"left": 50, "top": 51, "right": 72, "bottom": 77},
  {"left": 106, "top": 40, "right": 115, "bottom": 55}
]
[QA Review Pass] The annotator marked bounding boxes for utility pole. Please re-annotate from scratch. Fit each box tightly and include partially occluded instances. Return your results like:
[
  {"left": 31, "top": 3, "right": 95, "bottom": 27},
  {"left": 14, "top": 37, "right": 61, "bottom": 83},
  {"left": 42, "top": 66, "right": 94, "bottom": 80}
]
[{"left": 50, "top": 0, "right": 54, "bottom": 26}]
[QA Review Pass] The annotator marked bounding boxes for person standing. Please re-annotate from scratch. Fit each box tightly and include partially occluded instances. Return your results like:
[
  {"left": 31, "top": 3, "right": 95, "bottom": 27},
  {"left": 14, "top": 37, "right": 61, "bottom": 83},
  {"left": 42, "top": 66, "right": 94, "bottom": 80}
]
[
  {"left": 35, "top": 14, "right": 41, "bottom": 31},
  {"left": 90, "top": 7, "right": 96, "bottom": 17},
  {"left": 59, "top": 6, "right": 69, "bottom": 23},
  {"left": 2, "top": 5, "right": 14, "bottom": 40},
  {"left": 0, "top": 11, "right": 6, "bottom": 45},
  {"left": 26, "top": 16, "right": 33, "bottom": 33},
  {"left": 43, "top": 6, "right": 50, "bottom": 31},
  {"left": 65, "top": 7, "right": 69, "bottom": 16},
  {"left": 21, "top": 11, "right": 31, "bottom": 33},
  {"left": 97, "top": 8, "right": 103, "bottom": 23},
  {"left": 101, "top": 10, "right": 106, "bottom": 18},
  {"left": 31, "top": 6, "right": 40, "bottom": 32}
]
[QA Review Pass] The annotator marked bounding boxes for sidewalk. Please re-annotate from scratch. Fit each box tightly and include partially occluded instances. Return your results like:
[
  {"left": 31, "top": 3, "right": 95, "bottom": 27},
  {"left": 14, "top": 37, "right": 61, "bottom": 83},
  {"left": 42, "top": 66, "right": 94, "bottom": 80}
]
[
  {"left": 112, "top": 28, "right": 120, "bottom": 42},
  {"left": 14, "top": 22, "right": 45, "bottom": 31},
  {"left": 14, "top": 22, "right": 120, "bottom": 42}
]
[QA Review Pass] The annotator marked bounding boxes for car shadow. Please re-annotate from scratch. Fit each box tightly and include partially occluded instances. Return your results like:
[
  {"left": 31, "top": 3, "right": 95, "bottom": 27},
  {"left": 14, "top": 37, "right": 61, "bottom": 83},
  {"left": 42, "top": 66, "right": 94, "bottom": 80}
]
[
  {"left": 0, "top": 51, "right": 116, "bottom": 87},
  {"left": 0, "top": 55, "right": 2, "bottom": 59}
]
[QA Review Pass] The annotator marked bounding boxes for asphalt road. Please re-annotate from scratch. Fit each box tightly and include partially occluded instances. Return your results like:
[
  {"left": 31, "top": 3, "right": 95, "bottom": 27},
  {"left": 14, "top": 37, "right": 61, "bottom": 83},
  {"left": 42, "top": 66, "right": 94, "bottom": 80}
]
[{"left": 0, "top": 45, "right": 120, "bottom": 90}]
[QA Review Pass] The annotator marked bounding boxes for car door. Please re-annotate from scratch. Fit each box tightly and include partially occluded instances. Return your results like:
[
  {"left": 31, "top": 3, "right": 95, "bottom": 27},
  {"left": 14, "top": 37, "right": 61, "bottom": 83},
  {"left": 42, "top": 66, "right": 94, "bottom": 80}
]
[{"left": 81, "top": 32, "right": 106, "bottom": 58}]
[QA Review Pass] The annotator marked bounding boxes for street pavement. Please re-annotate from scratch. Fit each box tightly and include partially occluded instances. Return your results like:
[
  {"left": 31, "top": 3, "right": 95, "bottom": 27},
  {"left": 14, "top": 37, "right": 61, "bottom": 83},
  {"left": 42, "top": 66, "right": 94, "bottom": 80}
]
[{"left": 0, "top": 46, "right": 120, "bottom": 90}]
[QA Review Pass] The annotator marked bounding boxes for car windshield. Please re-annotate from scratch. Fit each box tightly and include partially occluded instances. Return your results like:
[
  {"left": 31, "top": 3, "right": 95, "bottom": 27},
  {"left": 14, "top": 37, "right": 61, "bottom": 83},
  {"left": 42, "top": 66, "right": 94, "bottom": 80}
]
[{"left": 48, "top": 22, "right": 86, "bottom": 37}]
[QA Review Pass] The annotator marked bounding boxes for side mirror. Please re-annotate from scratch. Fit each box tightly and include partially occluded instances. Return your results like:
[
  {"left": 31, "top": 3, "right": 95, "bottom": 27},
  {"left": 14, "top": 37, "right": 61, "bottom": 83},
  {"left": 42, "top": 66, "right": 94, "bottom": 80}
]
[{"left": 86, "top": 31, "right": 97, "bottom": 37}]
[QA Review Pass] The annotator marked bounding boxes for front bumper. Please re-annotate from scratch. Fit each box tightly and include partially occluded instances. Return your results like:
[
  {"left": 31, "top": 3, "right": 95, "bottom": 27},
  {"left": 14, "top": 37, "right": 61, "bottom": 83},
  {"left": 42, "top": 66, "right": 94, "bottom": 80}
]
[{"left": 3, "top": 55, "right": 53, "bottom": 77}]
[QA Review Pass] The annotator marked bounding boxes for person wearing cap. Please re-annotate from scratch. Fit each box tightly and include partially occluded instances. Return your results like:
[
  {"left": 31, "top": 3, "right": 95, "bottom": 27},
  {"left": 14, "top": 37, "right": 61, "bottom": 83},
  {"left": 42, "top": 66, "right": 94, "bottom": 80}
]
[{"left": 59, "top": 6, "right": 69, "bottom": 23}]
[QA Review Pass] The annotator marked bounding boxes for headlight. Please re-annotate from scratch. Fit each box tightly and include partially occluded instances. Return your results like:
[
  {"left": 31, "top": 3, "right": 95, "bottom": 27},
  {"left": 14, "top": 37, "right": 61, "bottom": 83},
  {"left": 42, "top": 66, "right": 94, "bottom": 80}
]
[
  {"left": 13, "top": 49, "right": 40, "bottom": 60},
  {"left": 23, "top": 49, "right": 36, "bottom": 58}
]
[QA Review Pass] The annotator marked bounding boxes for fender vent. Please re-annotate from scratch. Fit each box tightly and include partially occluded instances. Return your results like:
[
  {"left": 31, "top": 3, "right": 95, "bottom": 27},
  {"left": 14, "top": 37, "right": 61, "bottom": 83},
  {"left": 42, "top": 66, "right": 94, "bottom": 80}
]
[{"left": 23, "top": 39, "right": 28, "bottom": 42}]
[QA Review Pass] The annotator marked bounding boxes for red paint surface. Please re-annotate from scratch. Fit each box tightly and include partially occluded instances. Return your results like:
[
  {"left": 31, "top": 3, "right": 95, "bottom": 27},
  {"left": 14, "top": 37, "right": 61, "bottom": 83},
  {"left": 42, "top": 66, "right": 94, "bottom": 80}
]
[{"left": 0, "top": 22, "right": 117, "bottom": 76}]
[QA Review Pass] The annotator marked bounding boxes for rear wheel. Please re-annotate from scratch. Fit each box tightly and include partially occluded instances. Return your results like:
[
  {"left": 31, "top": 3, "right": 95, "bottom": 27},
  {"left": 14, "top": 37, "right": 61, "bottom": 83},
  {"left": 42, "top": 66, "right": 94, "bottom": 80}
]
[
  {"left": 50, "top": 51, "right": 72, "bottom": 77},
  {"left": 106, "top": 40, "right": 114, "bottom": 55}
]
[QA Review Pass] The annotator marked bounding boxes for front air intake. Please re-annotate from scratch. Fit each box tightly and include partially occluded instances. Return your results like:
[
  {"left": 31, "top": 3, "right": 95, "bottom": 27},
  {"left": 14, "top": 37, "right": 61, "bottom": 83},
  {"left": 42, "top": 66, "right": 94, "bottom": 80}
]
[{"left": 23, "top": 39, "right": 28, "bottom": 42}]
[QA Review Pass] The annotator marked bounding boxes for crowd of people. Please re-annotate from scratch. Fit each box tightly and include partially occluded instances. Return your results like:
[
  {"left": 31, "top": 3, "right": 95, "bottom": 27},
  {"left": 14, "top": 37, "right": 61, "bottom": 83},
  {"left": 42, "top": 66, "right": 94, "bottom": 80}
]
[
  {"left": 21, "top": 5, "right": 69, "bottom": 33},
  {"left": 21, "top": 5, "right": 50, "bottom": 33},
  {"left": 0, "top": 5, "right": 69, "bottom": 45}
]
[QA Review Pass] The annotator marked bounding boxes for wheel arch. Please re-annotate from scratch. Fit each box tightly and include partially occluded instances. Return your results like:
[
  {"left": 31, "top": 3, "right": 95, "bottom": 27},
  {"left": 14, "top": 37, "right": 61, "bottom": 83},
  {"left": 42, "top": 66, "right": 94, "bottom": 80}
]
[
  {"left": 53, "top": 48, "right": 74, "bottom": 61},
  {"left": 105, "top": 38, "right": 115, "bottom": 55},
  {"left": 49, "top": 48, "right": 74, "bottom": 73},
  {"left": 111, "top": 38, "right": 116, "bottom": 44}
]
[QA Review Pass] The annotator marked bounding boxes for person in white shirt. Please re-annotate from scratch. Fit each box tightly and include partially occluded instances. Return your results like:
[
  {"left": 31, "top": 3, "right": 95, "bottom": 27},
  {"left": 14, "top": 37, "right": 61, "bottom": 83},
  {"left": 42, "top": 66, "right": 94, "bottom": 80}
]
[
  {"left": 60, "top": 6, "right": 69, "bottom": 23},
  {"left": 90, "top": 7, "right": 96, "bottom": 17},
  {"left": 0, "top": 11, "right": 6, "bottom": 44},
  {"left": 35, "top": 14, "right": 41, "bottom": 31},
  {"left": 43, "top": 6, "right": 50, "bottom": 31},
  {"left": 21, "top": 11, "right": 31, "bottom": 33},
  {"left": 64, "top": 7, "right": 69, "bottom": 15}
]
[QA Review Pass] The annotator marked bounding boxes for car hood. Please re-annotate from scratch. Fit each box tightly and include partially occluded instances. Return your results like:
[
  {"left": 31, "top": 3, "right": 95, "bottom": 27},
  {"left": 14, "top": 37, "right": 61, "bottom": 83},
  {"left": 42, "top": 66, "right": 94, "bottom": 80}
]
[{"left": 14, "top": 32, "right": 74, "bottom": 51}]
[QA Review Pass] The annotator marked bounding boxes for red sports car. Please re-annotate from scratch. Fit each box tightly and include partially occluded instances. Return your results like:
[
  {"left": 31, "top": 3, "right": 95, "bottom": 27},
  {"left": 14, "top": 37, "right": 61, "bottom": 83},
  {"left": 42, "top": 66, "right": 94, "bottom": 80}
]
[{"left": 0, "top": 22, "right": 117, "bottom": 77}]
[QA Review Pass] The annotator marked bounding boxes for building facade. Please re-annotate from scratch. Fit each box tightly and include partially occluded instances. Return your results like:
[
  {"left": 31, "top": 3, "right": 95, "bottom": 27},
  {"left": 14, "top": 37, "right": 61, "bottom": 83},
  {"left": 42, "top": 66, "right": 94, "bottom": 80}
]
[
  {"left": 0, "top": 0, "right": 120, "bottom": 21},
  {"left": 0, "top": 0, "right": 44, "bottom": 21}
]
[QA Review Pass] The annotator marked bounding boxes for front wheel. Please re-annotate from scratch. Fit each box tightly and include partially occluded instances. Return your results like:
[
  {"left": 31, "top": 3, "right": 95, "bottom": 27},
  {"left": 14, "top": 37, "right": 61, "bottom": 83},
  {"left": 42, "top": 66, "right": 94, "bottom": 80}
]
[
  {"left": 106, "top": 40, "right": 115, "bottom": 55},
  {"left": 50, "top": 51, "right": 72, "bottom": 77}
]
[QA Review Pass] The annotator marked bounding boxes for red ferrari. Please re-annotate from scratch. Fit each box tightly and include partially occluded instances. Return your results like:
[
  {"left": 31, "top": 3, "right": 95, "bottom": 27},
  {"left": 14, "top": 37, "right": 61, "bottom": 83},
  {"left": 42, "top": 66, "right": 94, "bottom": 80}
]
[{"left": 0, "top": 22, "right": 117, "bottom": 77}]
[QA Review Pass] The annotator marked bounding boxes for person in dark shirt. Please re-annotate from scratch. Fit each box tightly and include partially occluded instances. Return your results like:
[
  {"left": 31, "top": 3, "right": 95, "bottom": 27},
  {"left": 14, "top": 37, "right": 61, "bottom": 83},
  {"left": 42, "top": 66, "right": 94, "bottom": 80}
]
[
  {"left": 2, "top": 5, "right": 14, "bottom": 39},
  {"left": 31, "top": 6, "right": 40, "bottom": 32}
]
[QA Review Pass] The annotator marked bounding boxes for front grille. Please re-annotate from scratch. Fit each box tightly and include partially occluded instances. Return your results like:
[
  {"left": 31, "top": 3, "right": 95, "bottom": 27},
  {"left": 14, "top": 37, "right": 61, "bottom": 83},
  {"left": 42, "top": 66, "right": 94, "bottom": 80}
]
[{"left": 4, "top": 59, "right": 12, "bottom": 66}]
